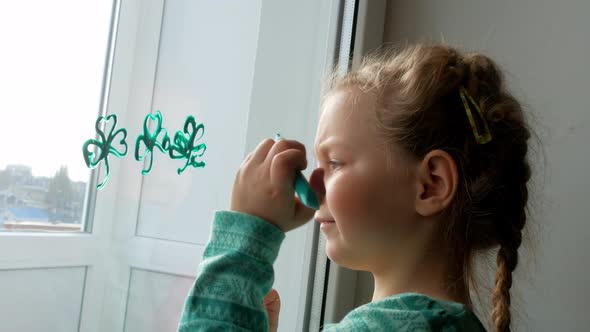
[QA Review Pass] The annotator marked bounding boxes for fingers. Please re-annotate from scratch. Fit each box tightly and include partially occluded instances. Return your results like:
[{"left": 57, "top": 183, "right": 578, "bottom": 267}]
[
  {"left": 264, "top": 288, "right": 280, "bottom": 305},
  {"left": 264, "top": 288, "right": 280, "bottom": 332},
  {"left": 246, "top": 138, "right": 307, "bottom": 166},
  {"left": 270, "top": 149, "right": 307, "bottom": 189},
  {"left": 309, "top": 168, "right": 326, "bottom": 203},
  {"left": 248, "top": 138, "right": 308, "bottom": 189},
  {"left": 265, "top": 139, "right": 306, "bottom": 166},
  {"left": 240, "top": 151, "right": 254, "bottom": 167},
  {"left": 237, "top": 138, "right": 312, "bottom": 232},
  {"left": 250, "top": 138, "right": 275, "bottom": 164},
  {"left": 294, "top": 196, "right": 315, "bottom": 224}
]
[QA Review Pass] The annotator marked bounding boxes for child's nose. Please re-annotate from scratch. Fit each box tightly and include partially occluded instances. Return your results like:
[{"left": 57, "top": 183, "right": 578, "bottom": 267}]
[{"left": 309, "top": 167, "right": 326, "bottom": 205}]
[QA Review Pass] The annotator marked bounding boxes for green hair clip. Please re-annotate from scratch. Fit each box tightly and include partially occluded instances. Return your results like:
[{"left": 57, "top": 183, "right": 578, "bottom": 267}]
[{"left": 459, "top": 86, "right": 492, "bottom": 144}]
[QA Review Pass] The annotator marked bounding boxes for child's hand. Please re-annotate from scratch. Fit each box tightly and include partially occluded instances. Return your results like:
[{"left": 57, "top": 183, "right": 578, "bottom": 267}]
[
  {"left": 264, "top": 288, "right": 280, "bottom": 332},
  {"left": 230, "top": 138, "right": 315, "bottom": 232}
]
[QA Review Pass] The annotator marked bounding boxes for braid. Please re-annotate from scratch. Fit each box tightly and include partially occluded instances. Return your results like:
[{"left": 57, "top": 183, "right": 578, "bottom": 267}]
[
  {"left": 491, "top": 155, "right": 530, "bottom": 332},
  {"left": 460, "top": 54, "right": 532, "bottom": 331},
  {"left": 492, "top": 245, "right": 516, "bottom": 331}
]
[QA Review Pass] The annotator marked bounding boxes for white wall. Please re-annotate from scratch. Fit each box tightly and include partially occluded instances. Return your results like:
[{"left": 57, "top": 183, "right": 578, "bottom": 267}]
[{"left": 351, "top": 1, "right": 590, "bottom": 331}]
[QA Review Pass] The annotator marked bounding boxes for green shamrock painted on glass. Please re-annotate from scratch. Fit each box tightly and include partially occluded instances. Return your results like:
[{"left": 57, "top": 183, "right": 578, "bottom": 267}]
[
  {"left": 83, "top": 111, "right": 206, "bottom": 189},
  {"left": 134, "top": 110, "right": 170, "bottom": 175},
  {"left": 168, "top": 116, "right": 206, "bottom": 174},
  {"left": 82, "top": 114, "right": 128, "bottom": 189}
]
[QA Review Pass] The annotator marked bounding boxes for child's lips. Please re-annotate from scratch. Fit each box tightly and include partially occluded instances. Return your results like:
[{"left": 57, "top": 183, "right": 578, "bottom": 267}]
[
  {"left": 319, "top": 220, "right": 335, "bottom": 230},
  {"left": 316, "top": 218, "right": 335, "bottom": 231},
  {"left": 315, "top": 217, "right": 335, "bottom": 224}
]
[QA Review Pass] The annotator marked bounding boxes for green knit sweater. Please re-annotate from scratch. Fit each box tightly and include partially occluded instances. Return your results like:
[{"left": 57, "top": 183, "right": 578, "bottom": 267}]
[{"left": 177, "top": 210, "right": 486, "bottom": 331}]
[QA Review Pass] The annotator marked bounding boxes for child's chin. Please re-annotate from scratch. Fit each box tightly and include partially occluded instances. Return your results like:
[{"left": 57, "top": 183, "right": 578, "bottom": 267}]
[
  {"left": 326, "top": 243, "right": 370, "bottom": 271},
  {"left": 324, "top": 242, "right": 337, "bottom": 261},
  {"left": 325, "top": 242, "right": 347, "bottom": 266}
]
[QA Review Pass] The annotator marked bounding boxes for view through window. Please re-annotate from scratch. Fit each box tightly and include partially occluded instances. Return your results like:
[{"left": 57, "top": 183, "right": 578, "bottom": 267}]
[{"left": 0, "top": 0, "right": 115, "bottom": 232}]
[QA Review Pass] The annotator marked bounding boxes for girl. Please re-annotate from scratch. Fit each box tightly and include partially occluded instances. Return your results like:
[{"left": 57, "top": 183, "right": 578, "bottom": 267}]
[{"left": 177, "top": 44, "right": 531, "bottom": 332}]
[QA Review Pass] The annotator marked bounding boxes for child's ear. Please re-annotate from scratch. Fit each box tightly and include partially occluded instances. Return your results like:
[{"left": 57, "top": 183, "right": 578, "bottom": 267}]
[{"left": 414, "top": 149, "right": 458, "bottom": 217}]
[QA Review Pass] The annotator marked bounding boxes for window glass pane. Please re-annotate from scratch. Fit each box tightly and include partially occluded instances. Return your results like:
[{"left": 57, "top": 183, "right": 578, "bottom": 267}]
[{"left": 0, "top": 1, "right": 114, "bottom": 232}]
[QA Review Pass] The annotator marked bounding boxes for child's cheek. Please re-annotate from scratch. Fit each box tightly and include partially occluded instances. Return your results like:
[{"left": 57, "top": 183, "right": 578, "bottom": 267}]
[{"left": 327, "top": 172, "right": 372, "bottom": 230}]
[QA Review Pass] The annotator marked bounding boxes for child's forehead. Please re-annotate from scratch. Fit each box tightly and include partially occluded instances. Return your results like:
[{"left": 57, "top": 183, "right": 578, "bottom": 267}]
[
  {"left": 320, "top": 87, "right": 377, "bottom": 121},
  {"left": 314, "top": 88, "right": 380, "bottom": 151}
]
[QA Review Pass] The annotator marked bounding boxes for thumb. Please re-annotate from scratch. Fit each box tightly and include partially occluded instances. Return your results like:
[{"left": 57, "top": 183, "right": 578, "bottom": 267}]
[
  {"left": 294, "top": 196, "right": 315, "bottom": 225},
  {"left": 264, "top": 288, "right": 280, "bottom": 308},
  {"left": 264, "top": 288, "right": 280, "bottom": 332}
]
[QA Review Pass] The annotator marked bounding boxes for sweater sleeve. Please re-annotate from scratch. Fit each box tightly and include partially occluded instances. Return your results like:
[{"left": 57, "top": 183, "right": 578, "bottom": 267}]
[{"left": 177, "top": 210, "right": 286, "bottom": 332}]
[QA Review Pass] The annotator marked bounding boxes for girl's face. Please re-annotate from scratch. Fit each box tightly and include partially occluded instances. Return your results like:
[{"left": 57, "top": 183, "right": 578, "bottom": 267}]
[{"left": 311, "top": 87, "right": 419, "bottom": 271}]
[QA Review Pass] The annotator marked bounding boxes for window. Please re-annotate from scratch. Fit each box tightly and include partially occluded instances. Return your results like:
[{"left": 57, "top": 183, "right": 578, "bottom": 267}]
[
  {"left": 0, "top": 0, "right": 114, "bottom": 232},
  {"left": 0, "top": 1, "right": 339, "bottom": 331}
]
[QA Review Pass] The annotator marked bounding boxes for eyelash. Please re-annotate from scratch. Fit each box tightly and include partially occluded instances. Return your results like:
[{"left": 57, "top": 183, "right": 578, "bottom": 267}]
[{"left": 327, "top": 160, "right": 341, "bottom": 170}]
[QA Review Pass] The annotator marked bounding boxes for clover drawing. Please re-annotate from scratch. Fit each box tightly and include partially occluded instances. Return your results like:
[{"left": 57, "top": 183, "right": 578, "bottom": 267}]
[
  {"left": 168, "top": 116, "right": 207, "bottom": 174},
  {"left": 82, "top": 114, "right": 128, "bottom": 189},
  {"left": 134, "top": 110, "right": 171, "bottom": 175}
]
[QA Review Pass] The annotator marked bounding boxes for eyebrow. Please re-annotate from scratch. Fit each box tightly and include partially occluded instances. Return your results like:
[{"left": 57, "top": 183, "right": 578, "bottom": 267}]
[{"left": 314, "top": 138, "right": 350, "bottom": 157}]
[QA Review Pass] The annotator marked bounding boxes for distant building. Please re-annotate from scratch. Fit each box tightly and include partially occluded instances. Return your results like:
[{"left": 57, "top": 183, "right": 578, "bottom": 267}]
[
  {"left": 11, "top": 184, "right": 48, "bottom": 209},
  {"left": 0, "top": 165, "right": 86, "bottom": 231},
  {"left": 0, "top": 189, "right": 12, "bottom": 206},
  {"left": 2, "top": 207, "right": 50, "bottom": 222},
  {"left": 0, "top": 206, "right": 84, "bottom": 232},
  {"left": 0, "top": 189, "right": 21, "bottom": 207},
  {"left": 5, "top": 165, "right": 33, "bottom": 185}
]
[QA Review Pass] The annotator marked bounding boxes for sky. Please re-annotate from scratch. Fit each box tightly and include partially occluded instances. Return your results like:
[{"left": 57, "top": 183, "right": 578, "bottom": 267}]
[{"left": 0, "top": 1, "right": 113, "bottom": 182}]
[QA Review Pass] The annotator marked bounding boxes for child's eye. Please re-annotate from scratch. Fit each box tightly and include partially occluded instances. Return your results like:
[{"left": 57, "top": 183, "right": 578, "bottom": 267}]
[{"left": 328, "top": 160, "right": 342, "bottom": 170}]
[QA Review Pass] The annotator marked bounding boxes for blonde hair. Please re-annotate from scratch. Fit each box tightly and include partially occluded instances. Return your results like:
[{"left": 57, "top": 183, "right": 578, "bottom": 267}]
[{"left": 323, "top": 44, "right": 531, "bottom": 332}]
